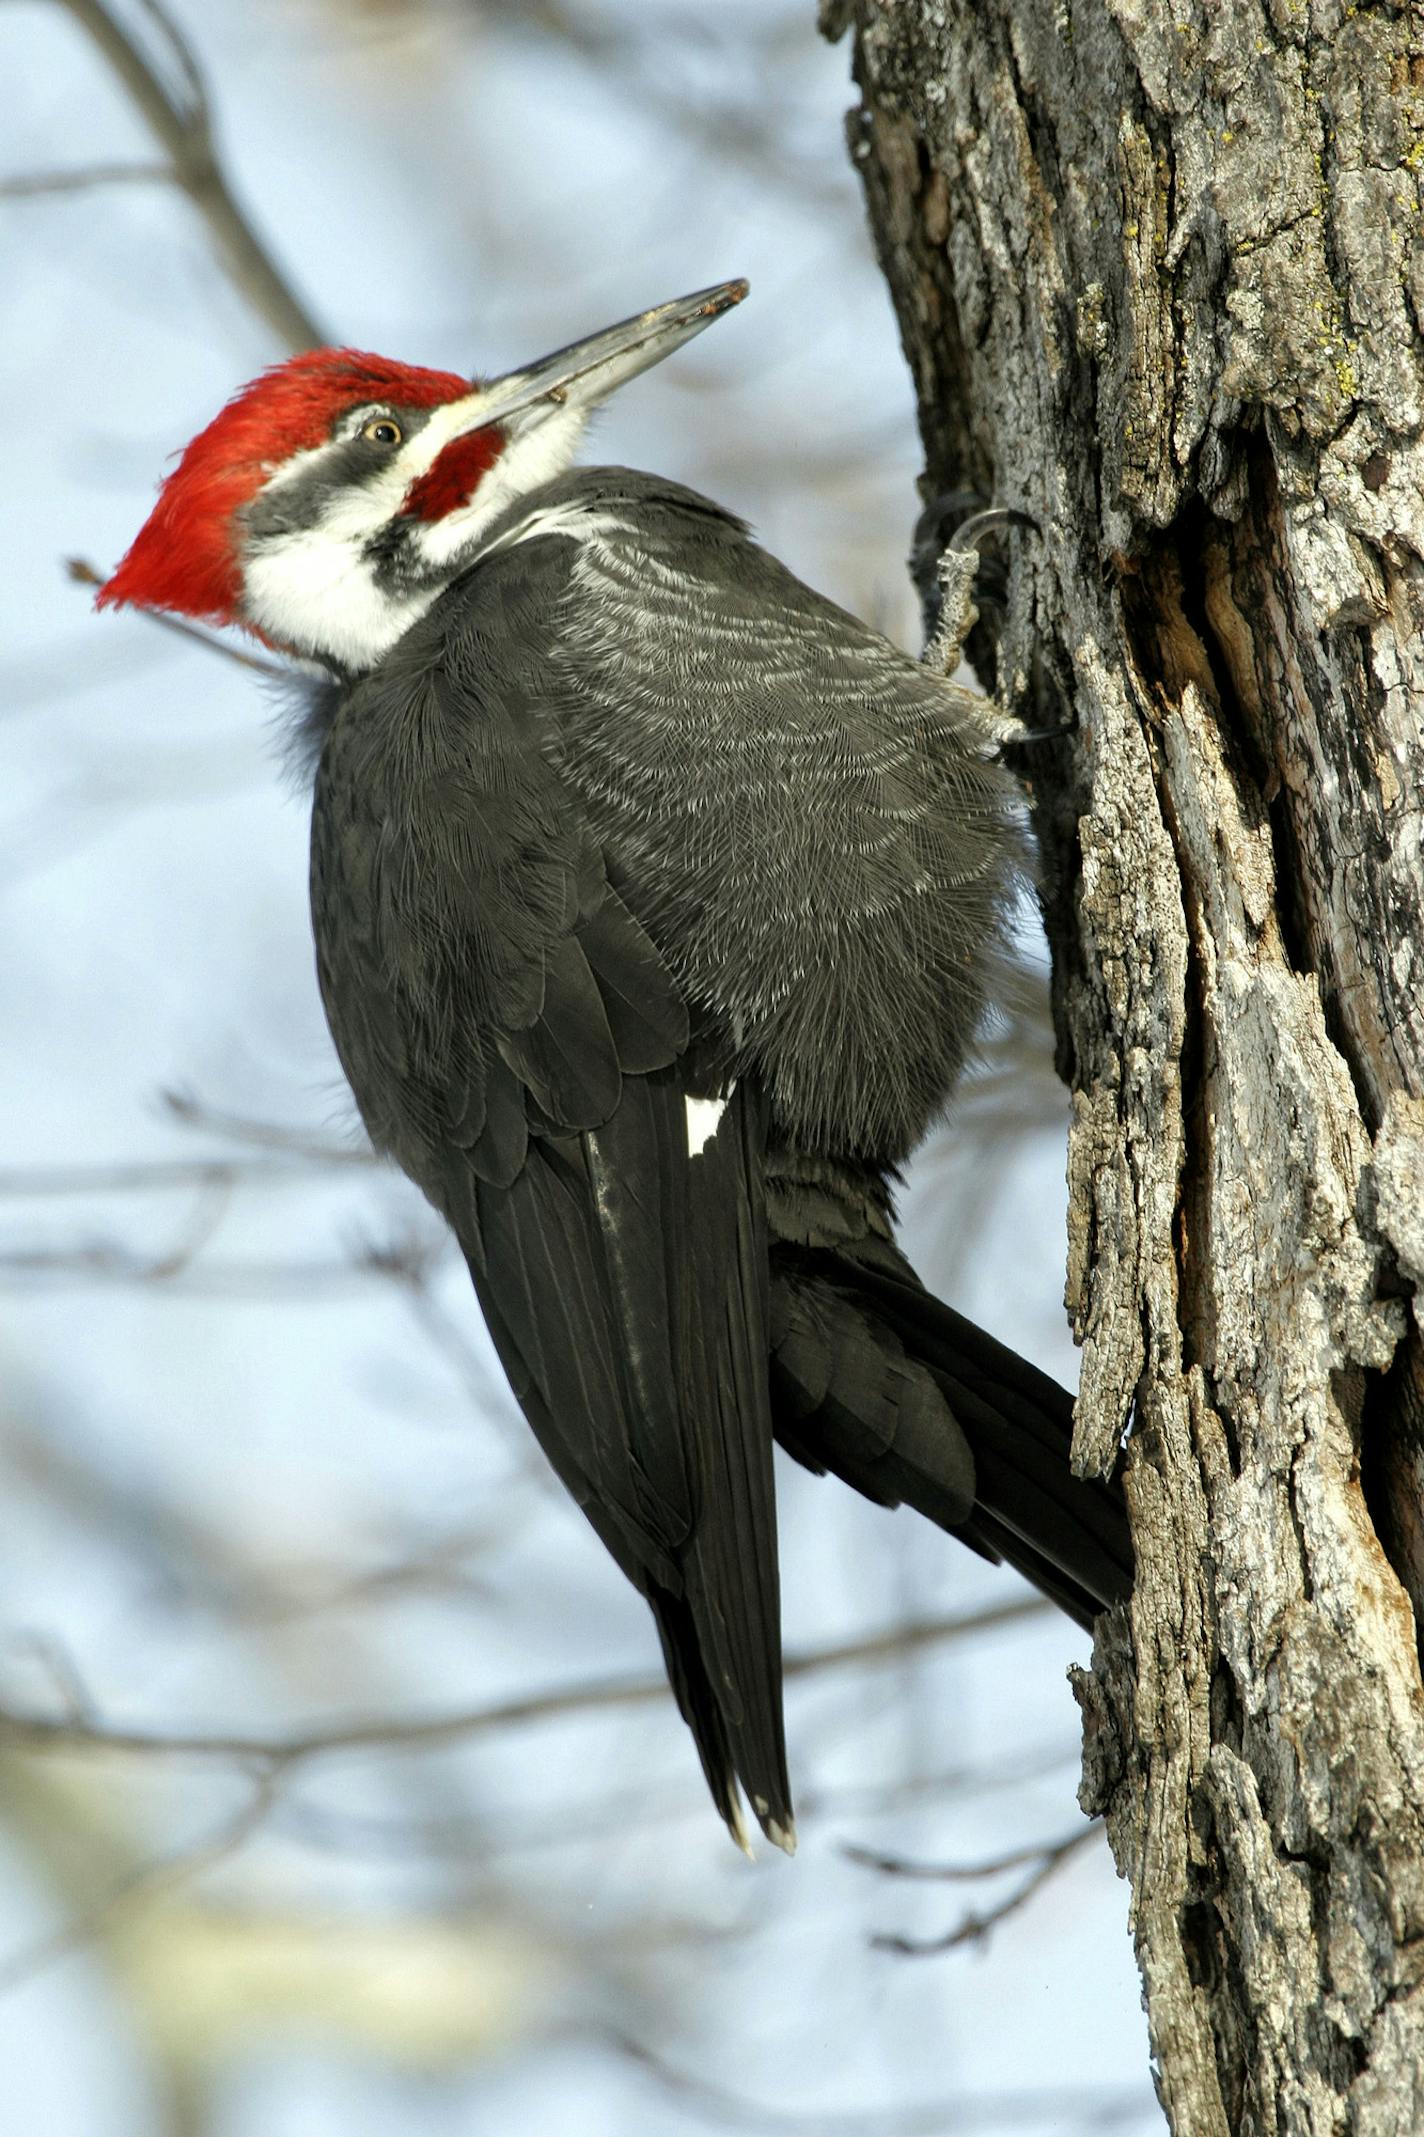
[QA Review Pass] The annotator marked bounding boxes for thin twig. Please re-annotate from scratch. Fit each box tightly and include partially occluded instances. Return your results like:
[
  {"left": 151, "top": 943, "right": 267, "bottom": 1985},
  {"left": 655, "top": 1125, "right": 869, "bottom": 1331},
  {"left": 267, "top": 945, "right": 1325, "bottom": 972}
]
[
  {"left": 1, "top": 161, "right": 171, "bottom": 196},
  {"left": 370, "top": 1240, "right": 553, "bottom": 1482},
  {"left": 55, "top": 0, "right": 324, "bottom": 349},
  {"left": 224, "top": 1524, "right": 515, "bottom": 1628},
  {"left": 607, "top": 2025, "right": 1148, "bottom": 2133},
  {"left": 0, "top": 1240, "right": 399, "bottom": 1295},
  {"left": 162, "top": 1088, "right": 369, "bottom": 1162},
  {"left": 66, "top": 558, "right": 288, "bottom": 676},
  {"left": 844, "top": 1823, "right": 1096, "bottom": 1881},
  {"left": 138, "top": 1167, "right": 232, "bottom": 1280},
  {"left": 862, "top": 1823, "right": 1101, "bottom": 1957},
  {"left": 477, "top": 0, "right": 850, "bottom": 213},
  {"left": 0, "top": 1597, "right": 1048, "bottom": 1768},
  {"left": 1, "top": 1632, "right": 98, "bottom": 1729},
  {"left": 269, "top": 1738, "right": 1080, "bottom": 1866},
  {"left": 0, "top": 1153, "right": 353, "bottom": 1197},
  {"left": 0, "top": 1212, "right": 450, "bottom": 1294}
]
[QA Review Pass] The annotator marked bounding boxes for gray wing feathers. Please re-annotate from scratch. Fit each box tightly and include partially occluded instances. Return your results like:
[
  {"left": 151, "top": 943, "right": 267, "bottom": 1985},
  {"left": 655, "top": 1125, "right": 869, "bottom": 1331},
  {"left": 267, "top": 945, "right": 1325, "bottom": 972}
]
[{"left": 506, "top": 469, "right": 1023, "bottom": 1160}]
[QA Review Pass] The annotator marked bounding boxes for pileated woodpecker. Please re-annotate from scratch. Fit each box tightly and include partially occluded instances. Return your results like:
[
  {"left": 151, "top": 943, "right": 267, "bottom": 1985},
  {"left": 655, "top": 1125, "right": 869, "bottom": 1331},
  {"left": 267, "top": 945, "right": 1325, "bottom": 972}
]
[{"left": 100, "top": 282, "right": 1130, "bottom": 1853}]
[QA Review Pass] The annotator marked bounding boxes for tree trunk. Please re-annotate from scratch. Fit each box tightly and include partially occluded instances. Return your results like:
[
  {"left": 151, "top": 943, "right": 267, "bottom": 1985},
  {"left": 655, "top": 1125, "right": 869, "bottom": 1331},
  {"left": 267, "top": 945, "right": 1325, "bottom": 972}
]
[{"left": 822, "top": 0, "right": 1424, "bottom": 2126}]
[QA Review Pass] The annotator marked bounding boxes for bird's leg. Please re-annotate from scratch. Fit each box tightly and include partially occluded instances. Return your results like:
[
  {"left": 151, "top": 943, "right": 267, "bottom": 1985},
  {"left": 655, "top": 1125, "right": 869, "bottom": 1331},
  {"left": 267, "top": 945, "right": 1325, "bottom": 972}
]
[
  {"left": 921, "top": 507, "right": 1064, "bottom": 753},
  {"left": 921, "top": 507, "right": 1030, "bottom": 680}
]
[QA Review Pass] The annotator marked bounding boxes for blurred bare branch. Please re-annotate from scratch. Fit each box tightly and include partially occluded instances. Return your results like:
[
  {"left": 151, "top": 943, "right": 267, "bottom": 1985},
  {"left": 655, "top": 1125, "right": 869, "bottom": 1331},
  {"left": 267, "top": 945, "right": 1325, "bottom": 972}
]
[
  {"left": 163, "top": 1088, "right": 370, "bottom": 1162},
  {"left": 0, "top": 1408, "right": 516, "bottom": 1628},
  {"left": 0, "top": 1595, "right": 1047, "bottom": 1767},
  {"left": 845, "top": 1823, "right": 1096, "bottom": 1881},
  {"left": 473, "top": 0, "right": 849, "bottom": 211},
  {"left": 54, "top": 0, "right": 325, "bottom": 348},
  {"left": 0, "top": 1770, "right": 281, "bottom": 1995},
  {"left": 0, "top": 1120, "right": 414, "bottom": 1293},
  {"left": 0, "top": 1153, "right": 353, "bottom": 1197},
  {"left": 0, "top": 1236, "right": 391, "bottom": 1294},
  {"left": 4, "top": 1631, "right": 99, "bottom": 1728},
  {"left": 854, "top": 1823, "right": 1101, "bottom": 1957},
  {"left": 607, "top": 2025, "right": 1148, "bottom": 2132},
  {"left": 269, "top": 1735, "right": 1081, "bottom": 1865},
  {"left": 65, "top": 558, "right": 290, "bottom": 676},
  {"left": 1, "top": 159, "right": 170, "bottom": 196}
]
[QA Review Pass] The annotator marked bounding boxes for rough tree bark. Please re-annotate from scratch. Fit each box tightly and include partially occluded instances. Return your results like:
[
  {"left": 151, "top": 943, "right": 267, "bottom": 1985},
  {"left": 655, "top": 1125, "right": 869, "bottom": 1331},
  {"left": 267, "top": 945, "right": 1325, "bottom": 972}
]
[{"left": 822, "top": 0, "right": 1424, "bottom": 2127}]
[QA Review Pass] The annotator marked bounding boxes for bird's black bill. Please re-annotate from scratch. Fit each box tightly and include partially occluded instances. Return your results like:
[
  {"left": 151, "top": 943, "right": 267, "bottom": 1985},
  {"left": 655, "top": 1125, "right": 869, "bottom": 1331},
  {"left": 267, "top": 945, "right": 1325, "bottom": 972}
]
[{"left": 466, "top": 280, "right": 748, "bottom": 430}]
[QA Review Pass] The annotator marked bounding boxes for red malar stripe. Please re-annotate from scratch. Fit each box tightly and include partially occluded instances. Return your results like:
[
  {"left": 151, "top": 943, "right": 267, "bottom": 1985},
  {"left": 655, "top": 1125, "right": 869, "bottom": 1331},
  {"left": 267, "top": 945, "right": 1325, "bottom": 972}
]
[{"left": 401, "top": 427, "right": 507, "bottom": 521}]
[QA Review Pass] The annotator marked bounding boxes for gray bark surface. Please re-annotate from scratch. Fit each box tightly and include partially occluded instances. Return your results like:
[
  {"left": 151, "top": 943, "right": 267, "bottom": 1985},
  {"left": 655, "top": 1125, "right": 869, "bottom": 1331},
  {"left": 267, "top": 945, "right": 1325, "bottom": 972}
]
[{"left": 822, "top": 1, "right": 1424, "bottom": 2127}]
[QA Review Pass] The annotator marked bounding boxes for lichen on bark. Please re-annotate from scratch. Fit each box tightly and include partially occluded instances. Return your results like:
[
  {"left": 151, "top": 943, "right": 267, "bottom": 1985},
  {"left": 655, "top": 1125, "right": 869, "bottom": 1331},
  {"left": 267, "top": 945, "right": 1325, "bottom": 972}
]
[{"left": 824, "top": 0, "right": 1424, "bottom": 2126}]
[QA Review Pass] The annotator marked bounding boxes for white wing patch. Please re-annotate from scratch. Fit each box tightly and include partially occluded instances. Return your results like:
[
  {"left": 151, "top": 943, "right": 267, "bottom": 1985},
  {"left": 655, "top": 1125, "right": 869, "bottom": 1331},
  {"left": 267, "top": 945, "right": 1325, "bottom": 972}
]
[{"left": 685, "top": 1092, "right": 729, "bottom": 1159}]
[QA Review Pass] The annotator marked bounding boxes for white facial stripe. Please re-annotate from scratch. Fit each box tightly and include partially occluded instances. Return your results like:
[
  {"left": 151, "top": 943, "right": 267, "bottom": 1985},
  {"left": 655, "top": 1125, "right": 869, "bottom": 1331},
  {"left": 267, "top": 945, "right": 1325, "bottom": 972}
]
[
  {"left": 257, "top": 386, "right": 490, "bottom": 500},
  {"left": 242, "top": 532, "right": 440, "bottom": 670},
  {"left": 685, "top": 1093, "right": 728, "bottom": 1159},
  {"left": 391, "top": 388, "right": 514, "bottom": 493},
  {"left": 239, "top": 401, "right": 587, "bottom": 669}
]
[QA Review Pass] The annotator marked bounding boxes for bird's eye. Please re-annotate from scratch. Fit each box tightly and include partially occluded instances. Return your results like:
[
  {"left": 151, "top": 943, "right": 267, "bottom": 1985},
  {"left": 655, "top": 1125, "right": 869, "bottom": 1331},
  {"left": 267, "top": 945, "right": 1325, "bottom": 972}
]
[{"left": 361, "top": 417, "right": 404, "bottom": 447}]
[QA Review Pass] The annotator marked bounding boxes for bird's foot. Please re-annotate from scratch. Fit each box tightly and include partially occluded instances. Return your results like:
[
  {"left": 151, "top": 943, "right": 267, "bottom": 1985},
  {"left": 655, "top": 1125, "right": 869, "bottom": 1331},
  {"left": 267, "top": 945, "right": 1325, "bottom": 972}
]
[
  {"left": 992, "top": 709, "right": 1075, "bottom": 750},
  {"left": 920, "top": 505, "right": 1037, "bottom": 681}
]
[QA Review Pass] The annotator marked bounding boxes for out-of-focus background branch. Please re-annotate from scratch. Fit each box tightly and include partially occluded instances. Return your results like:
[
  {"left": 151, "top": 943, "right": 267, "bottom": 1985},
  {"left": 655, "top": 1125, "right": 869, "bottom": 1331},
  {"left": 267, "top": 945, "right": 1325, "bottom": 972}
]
[
  {"left": 56, "top": 0, "right": 327, "bottom": 347},
  {"left": 2, "top": 2, "right": 1159, "bottom": 2130}
]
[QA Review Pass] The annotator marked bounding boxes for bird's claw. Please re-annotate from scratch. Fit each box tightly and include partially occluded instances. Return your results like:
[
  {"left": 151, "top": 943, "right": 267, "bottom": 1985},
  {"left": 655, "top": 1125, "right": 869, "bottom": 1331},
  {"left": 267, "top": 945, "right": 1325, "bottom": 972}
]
[
  {"left": 922, "top": 504, "right": 1036, "bottom": 682},
  {"left": 946, "top": 506, "right": 1038, "bottom": 556},
  {"left": 991, "top": 710, "right": 1074, "bottom": 750}
]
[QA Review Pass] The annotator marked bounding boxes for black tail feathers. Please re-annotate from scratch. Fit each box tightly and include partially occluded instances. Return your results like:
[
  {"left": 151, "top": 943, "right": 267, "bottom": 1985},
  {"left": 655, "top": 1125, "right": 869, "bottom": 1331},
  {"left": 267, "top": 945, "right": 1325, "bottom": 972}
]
[
  {"left": 769, "top": 1243, "right": 1132, "bottom": 1631},
  {"left": 650, "top": 1587, "right": 796, "bottom": 1855}
]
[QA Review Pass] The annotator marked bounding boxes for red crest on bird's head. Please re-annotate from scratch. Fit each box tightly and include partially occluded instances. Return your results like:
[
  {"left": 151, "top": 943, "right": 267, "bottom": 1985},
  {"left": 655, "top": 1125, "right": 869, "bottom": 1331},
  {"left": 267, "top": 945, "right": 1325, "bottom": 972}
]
[
  {"left": 98, "top": 286, "right": 748, "bottom": 669},
  {"left": 97, "top": 348, "right": 475, "bottom": 626}
]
